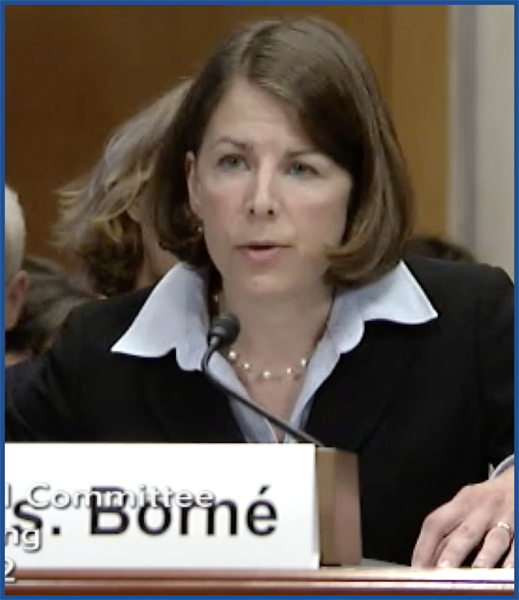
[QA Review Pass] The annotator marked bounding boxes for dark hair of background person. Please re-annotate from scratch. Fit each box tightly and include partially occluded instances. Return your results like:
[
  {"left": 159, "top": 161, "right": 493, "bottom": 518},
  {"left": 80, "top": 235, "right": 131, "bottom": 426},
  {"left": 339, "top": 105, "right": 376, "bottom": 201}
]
[
  {"left": 5, "top": 256, "right": 94, "bottom": 356},
  {"left": 404, "top": 235, "right": 476, "bottom": 263},
  {"left": 149, "top": 17, "right": 415, "bottom": 289}
]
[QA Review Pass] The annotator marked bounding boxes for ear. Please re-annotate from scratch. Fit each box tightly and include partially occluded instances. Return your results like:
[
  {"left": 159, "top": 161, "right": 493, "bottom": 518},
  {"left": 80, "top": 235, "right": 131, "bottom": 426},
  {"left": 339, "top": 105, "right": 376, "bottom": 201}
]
[
  {"left": 185, "top": 151, "right": 202, "bottom": 219},
  {"left": 5, "top": 270, "right": 28, "bottom": 331}
]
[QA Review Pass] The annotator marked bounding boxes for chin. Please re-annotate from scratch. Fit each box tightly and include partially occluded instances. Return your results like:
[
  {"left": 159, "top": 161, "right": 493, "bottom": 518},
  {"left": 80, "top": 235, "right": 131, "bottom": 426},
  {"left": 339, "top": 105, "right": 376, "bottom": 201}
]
[{"left": 239, "top": 273, "right": 301, "bottom": 298}]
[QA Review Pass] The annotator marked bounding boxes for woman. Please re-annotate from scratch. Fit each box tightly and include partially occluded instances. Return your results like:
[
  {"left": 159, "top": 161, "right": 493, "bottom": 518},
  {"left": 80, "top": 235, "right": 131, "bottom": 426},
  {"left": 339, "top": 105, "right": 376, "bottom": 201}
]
[
  {"left": 7, "top": 17, "right": 513, "bottom": 568},
  {"left": 54, "top": 80, "right": 190, "bottom": 297}
]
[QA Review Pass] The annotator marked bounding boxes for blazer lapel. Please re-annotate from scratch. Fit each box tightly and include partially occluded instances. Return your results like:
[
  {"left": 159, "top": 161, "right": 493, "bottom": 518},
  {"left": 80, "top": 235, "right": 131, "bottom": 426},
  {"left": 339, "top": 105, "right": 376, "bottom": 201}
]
[
  {"left": 306, "top": 322, "right": 416, "bottom": 451},
  {"left": 142, "top": 351, "right": 245, "bottom": 442},
  {"left": 135, "top": 323, "right": 423, "bottom": 447}
]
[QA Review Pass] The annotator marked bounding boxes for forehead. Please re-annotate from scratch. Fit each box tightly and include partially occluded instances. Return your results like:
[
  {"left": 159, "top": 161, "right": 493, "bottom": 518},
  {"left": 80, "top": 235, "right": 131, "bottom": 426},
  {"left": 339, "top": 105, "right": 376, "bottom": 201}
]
[{"left": 201, "top": 78, "right": 309, "bottom": 145}]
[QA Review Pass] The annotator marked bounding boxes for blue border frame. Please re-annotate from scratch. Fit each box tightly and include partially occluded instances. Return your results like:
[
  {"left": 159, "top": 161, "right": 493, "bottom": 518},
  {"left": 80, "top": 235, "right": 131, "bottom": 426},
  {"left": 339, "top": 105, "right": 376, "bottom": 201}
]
[
  {"left": 1, "top": 2, "right": 517, "bottom": 596},
  {"left": 1, "top": 0, "right": 5, "bottom": 594}
]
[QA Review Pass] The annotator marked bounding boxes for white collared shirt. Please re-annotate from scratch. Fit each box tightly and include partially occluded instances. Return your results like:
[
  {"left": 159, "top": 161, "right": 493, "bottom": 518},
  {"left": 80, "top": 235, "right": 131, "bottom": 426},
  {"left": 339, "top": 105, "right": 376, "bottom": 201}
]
[{"left": 111, "top": 262, "right": 438, "bottom": 443}]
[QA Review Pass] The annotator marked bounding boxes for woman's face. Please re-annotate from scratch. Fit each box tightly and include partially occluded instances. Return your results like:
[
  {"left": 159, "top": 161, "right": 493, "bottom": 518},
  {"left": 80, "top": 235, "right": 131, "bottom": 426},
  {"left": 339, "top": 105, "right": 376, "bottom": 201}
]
[{"left": 187, "top": 78, "right": 352, "bottom": 299}]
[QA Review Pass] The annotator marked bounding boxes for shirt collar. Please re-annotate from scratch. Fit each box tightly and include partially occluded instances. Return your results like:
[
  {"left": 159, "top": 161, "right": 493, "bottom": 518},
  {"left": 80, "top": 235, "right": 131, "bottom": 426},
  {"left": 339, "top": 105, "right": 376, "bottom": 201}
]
[{"left": 111, "top": 262, "right": 438, "bottom": 368}]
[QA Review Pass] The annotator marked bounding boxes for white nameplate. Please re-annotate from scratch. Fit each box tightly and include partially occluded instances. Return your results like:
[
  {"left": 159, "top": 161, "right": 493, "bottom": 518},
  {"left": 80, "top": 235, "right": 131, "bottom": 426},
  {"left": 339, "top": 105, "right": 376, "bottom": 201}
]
[{"left": 5, "top": 444, "right": 319, "bottom": 573}]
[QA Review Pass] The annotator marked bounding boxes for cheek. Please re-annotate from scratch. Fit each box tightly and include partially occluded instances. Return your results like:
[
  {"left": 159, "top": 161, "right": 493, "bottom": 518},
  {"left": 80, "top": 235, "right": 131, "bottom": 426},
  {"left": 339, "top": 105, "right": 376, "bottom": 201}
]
[
  {"left": 197, "top": 179, "right": 243, "bottom": 225},
  {"left": 330, "top": 202, "right": 348, "bottom": 242},
  {"left": 197, "top": 194, "right": 224, "bottom": 228},
  {"left": 322, "top": 185, "right": 350, "bottom": 242},
  {"left": 297, "top": 193, "right": 347, "bottom": 246},
  {"left": 197, "top": 186, "right": 236, "bottom": 261}
]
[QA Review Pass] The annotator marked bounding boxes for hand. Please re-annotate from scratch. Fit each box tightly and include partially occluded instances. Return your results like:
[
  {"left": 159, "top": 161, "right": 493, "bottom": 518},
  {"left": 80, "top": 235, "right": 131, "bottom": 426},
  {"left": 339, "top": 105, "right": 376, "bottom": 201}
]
[{"left": 412, "top": 468, "right": 514, "bottom": 568}]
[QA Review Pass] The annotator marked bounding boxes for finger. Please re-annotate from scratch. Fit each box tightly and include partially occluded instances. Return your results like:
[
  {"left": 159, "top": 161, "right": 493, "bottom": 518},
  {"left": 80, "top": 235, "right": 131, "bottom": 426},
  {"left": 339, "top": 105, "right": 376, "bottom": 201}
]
[
  {"left": 435, "top": 517, "right": 488, "bottom": 568},
  {"left": 503, "top": 540, "right": 514, "bottom": 569},
  {"left": 472, "top": 525, "right": 514, "bottom": 568},
  {"left": 430, "top": 534, "right": 450, "bottom": 567},
  {"left": 412, "top": 510, "right": 460, "bottom": 567}
]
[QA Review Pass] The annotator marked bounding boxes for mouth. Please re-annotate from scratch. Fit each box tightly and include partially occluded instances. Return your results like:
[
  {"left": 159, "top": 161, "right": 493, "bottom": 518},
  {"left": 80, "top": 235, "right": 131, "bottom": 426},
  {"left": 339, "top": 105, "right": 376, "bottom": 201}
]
[
  {"left": 237, "top": 243, "right": 288, "bottom": 263},
  {"left": 239, "top": 241, "right": 289, "bottom": 249},
  {"left": 244, "top": 244, "right": 283, "bottom": 250}
]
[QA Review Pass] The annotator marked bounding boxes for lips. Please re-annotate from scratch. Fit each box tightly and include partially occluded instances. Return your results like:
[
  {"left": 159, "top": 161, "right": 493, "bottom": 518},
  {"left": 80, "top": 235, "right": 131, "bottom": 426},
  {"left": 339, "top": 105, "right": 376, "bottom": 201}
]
[
  {"left": 238, "top": 241, "right": 288, "bottom": 249},
  {"left": 244, "top": 244, "right": 278, "bottom": 251},
  {"left": 237, "top": 243, "right": 288, "bottom": 264}
]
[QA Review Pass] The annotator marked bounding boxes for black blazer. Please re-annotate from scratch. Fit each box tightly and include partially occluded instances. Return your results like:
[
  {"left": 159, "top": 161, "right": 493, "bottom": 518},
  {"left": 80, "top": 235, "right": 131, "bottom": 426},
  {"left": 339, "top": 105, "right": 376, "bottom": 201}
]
[
  {"left": 6, "top": 258, "right": 514, "bottom": 565},
  {"left": 5, "top": 357, "right": 41, "bottom": 400}
]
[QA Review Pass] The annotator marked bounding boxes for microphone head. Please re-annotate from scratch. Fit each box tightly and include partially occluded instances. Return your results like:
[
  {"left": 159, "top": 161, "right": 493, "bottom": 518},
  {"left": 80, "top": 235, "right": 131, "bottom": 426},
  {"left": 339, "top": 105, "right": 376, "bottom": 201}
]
[{"left": 207, "top": 313, "right": 240, "bottom": 348}]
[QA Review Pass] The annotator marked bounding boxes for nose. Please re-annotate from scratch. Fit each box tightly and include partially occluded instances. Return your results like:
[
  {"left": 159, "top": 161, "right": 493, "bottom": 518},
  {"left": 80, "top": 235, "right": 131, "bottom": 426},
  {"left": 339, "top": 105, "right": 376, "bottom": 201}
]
[{"left": 245, "top": 166, "right": 277, "bottom": 218}]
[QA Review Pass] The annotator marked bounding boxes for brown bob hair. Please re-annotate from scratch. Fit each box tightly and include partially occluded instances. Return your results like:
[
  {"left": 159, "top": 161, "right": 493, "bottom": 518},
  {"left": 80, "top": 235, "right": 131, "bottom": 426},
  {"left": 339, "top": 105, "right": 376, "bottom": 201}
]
[{"left": 150, "top": 17, "right": 415, "bottom": 288}]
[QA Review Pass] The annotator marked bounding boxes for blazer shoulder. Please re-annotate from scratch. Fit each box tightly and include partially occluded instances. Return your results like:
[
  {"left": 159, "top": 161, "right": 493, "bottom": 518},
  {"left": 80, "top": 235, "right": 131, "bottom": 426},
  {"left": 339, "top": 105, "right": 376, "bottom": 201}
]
[
  {"left": 64, "top": 286, "right": 154, "bottom": 349},
  {"left": 404, "top": 257, "right": 513, "bottom": 308}
]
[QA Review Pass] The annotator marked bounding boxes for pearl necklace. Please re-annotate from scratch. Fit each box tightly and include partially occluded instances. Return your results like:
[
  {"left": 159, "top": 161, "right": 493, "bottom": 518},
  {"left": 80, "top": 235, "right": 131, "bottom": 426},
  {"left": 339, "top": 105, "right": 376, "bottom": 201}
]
[{"left": 226, "top": 349, "right": 308, "bottom": 381}]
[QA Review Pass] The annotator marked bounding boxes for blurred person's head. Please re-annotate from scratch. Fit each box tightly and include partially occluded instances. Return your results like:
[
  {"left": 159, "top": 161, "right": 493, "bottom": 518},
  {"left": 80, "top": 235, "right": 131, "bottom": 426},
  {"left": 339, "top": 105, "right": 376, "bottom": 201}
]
[
  {"left": 404, "top": 235, "right": 475, "bottom": 263},
  {"left": 5, "top": 185, "right": 28, "bottom": 332},
  {"left": 5, "top": 256, "right": 94, "bottom": 365},
  {"left": 150, "top": 17, "right": 414, "bottom": 301},
  {"left": 55, "top": 79, "right": 191, "bottom": 297}
]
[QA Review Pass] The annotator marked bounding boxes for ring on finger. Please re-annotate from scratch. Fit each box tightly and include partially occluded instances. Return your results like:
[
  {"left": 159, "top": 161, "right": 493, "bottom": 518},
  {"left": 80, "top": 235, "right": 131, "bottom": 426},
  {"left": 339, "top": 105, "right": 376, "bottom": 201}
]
[{"left": 492, "top": 521, "right": 514, "bottom": 544}]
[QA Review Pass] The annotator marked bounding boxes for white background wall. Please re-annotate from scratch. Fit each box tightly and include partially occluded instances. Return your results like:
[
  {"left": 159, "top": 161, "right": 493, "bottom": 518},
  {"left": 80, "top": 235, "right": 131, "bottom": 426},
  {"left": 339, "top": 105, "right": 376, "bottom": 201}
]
[{"left": 449, "top": 5, "right": 515, "bottom": 278}]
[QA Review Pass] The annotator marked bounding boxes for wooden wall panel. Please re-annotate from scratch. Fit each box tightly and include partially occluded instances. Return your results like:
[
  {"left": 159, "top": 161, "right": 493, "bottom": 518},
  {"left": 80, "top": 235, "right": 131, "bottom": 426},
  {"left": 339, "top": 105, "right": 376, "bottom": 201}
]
[
  {"left": 387, "top": 5, "right": 449, "bottom": 236},
  {"left": 5, "top": 5, "right": 447, "bottom": 262}
]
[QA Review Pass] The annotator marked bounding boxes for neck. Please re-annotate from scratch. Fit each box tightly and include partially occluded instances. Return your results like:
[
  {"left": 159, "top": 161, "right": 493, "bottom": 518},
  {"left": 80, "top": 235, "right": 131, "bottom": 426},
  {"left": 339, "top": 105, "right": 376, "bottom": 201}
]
[
  {"left": 219, "top": 284, "right": 333, "bottom": 370},
  {"left": 134, "top": 258, "right": 156, "bottom": 290}
]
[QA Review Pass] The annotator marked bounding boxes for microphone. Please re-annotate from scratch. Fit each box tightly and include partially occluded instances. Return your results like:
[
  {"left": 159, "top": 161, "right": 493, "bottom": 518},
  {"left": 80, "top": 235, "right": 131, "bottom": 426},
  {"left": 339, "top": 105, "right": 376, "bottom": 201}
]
[
  {"left": 207, "top": 313, "right": 241, "bottom": 351},
  {"left": 202, "top": 313, "right": 324, "bottom": 447}
]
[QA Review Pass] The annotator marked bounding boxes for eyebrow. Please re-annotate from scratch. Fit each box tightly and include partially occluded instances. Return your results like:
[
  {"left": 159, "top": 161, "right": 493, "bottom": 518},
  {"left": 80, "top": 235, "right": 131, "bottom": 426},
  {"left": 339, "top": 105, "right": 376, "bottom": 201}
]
[
  {"left": 209, "top": 137, "right": 323, "bottom": 158},
  {"left": 209, "top": 137, "right": 249, "bottom": 151}
]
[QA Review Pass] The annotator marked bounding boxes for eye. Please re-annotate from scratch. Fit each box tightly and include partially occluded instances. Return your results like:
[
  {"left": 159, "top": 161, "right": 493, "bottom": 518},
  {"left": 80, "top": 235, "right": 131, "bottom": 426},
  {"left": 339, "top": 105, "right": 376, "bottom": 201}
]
[
  {"left": 287, "top": 162, "right": 318, "bottom": 177},
  {"left": 217, "top": 154, "right": 246, "bottom": 170}
]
